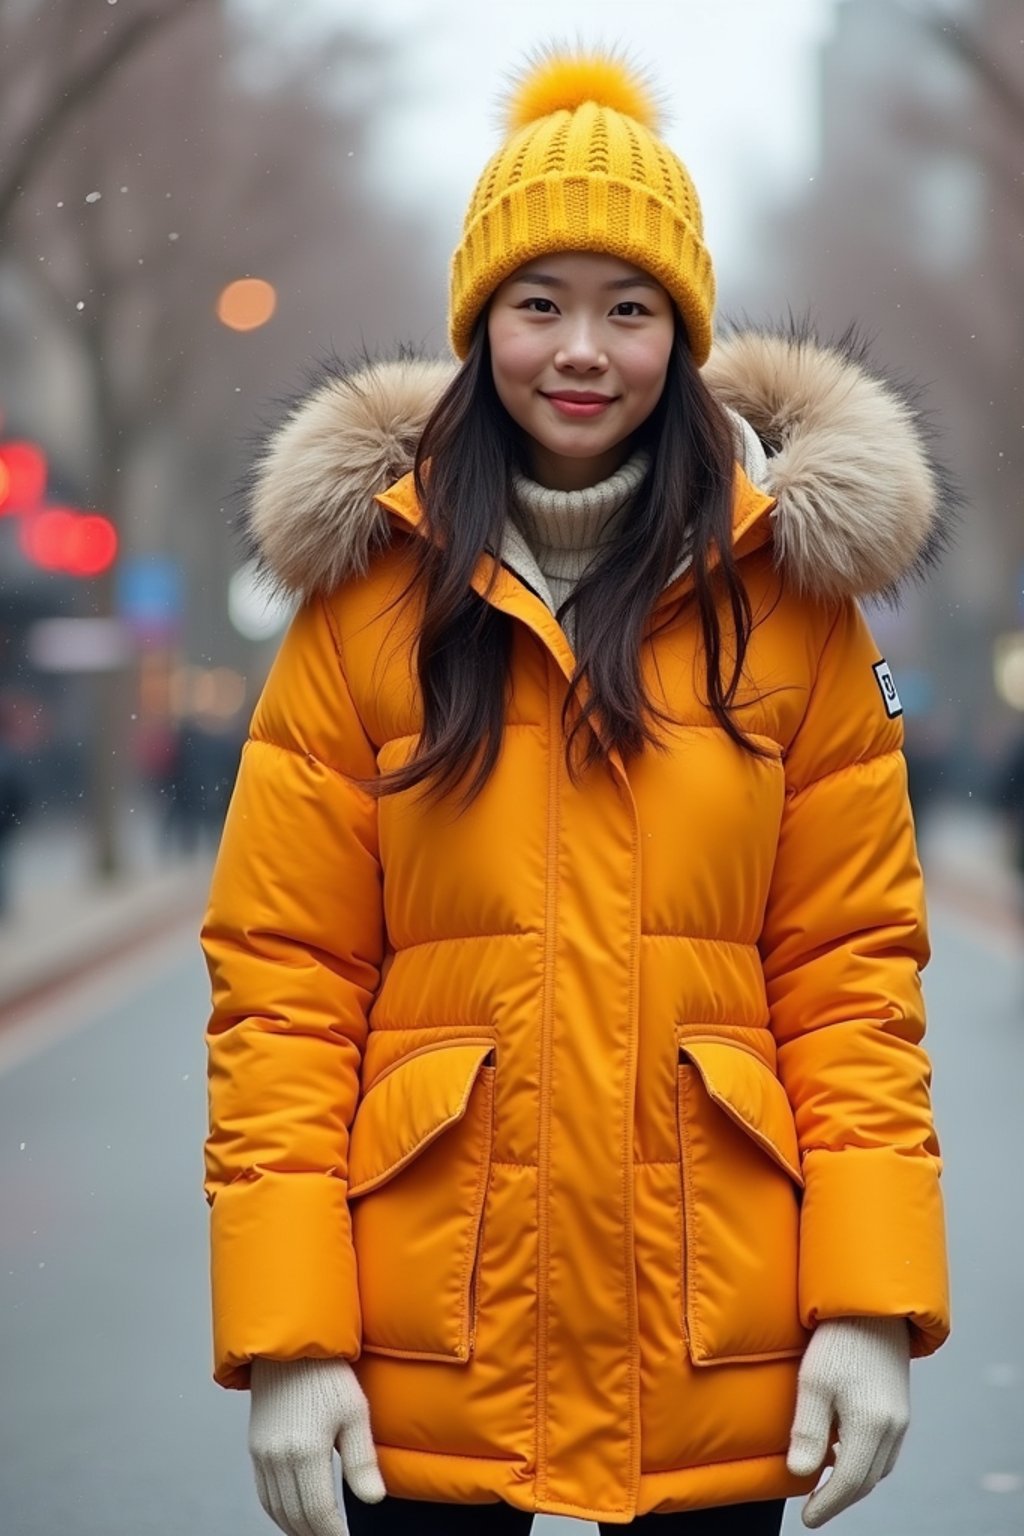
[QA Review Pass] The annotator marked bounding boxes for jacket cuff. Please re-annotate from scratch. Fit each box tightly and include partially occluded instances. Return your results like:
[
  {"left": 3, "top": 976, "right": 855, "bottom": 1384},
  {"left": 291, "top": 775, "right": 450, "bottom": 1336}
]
[
  {"left": 798, "top": 1147, "right": 950, "bottom": 1359},
  {"left": 211, "top": 1169, "right": 361, "bottom": 1389}
]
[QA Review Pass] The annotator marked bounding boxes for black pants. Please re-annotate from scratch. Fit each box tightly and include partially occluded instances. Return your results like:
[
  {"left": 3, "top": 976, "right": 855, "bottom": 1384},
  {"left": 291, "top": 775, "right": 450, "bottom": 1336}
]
[{"left": 342, "top": 1486, "right": 786, "bottom": 1534}]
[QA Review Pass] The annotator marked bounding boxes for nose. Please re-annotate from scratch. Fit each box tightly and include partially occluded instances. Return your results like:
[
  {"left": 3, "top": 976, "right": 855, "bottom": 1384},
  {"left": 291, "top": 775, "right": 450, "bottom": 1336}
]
[{"left": 553, "top": 319, "right": 608, "bottom": 373}]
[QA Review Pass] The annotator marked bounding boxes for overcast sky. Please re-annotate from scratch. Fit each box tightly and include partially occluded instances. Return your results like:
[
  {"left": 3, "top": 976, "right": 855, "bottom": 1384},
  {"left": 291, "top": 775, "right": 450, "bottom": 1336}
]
[{"left": 280, "top": 0, "right": 846, "bottom": 285}]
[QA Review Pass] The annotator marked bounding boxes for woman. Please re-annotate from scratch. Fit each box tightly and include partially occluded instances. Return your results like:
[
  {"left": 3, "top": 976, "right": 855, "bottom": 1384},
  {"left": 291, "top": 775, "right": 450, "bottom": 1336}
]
[{"left": 201, "top": 47, "right": 952, "bottom": 1536}]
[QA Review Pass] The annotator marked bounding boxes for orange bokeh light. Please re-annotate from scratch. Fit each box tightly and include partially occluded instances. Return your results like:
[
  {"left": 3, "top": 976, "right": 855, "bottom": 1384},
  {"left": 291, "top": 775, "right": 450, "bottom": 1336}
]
[{"left": 216, "top": 277, "right": 277, "bottom": 332}]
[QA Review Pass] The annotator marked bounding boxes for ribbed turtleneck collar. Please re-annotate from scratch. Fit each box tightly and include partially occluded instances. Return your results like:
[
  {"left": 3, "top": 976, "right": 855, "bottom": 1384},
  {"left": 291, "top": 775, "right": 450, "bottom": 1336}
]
[{"left": 510, "top": 447, "right": 651, "bottom": 553}]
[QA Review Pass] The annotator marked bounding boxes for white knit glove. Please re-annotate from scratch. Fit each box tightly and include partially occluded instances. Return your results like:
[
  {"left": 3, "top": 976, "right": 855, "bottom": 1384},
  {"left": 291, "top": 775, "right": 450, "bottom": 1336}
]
[
  {"left": 248, "top": 1357, "right": 386, "bottom": 1536},
  {"left": 787, "top": 1317, "right": 911, "bottom": 1528}
]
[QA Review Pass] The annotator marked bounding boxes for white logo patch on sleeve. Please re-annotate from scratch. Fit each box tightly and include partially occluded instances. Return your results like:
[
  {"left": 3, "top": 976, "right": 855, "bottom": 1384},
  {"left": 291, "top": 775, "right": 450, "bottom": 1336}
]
[{"left": 872, "top": 659, "right": 903, "bottom": 718}]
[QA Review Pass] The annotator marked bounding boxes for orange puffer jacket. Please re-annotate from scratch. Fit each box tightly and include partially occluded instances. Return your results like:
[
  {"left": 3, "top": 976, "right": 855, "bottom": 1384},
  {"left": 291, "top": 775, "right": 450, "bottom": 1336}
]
[{"left": 202, "top": 327, "right": 952, "bottom": 1524}]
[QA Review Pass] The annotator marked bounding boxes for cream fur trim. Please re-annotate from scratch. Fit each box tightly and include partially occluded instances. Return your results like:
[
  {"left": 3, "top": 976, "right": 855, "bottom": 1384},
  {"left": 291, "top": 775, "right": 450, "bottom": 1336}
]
[
  {"left": 242, "top": 325, "right": 955, "bottom": 604},
  {"left": 703, "top": 326, "right": 951, "bottom": 602}
]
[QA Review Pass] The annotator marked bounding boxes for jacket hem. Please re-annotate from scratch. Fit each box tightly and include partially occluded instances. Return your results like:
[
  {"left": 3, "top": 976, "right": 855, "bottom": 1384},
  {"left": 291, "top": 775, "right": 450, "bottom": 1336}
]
[{"left": 372, "top": 1443, "right": 819, "bottom": 1523}]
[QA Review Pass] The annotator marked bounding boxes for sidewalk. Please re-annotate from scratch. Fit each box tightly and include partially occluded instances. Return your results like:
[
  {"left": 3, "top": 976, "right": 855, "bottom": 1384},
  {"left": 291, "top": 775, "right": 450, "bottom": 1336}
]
[
  {"left": 0, "top": 802, "right": 213, "bottom": 1016},
  {"left": 918, "top": 797, "right": 1023, "bottom": 944}
]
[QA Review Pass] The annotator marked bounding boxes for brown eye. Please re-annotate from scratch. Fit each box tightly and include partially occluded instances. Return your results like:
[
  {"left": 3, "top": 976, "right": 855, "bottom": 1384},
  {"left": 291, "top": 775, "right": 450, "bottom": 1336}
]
[
  {"left": 522, "top": 297, "right": 557, "bottom": 313},
  {"left": 612, "top": 301, "right": 648, "bottom": 317}
]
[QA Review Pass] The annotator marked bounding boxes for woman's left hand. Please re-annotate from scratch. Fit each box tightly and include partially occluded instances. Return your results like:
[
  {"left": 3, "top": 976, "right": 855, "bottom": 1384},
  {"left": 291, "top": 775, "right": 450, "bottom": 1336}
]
[{"left": 786, "top": 1316, "right": 911, "bottom": 1528}]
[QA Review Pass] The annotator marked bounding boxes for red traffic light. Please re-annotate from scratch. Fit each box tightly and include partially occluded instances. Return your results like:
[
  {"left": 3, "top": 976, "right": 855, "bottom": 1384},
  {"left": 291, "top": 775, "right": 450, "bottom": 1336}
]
[
  {"left": 0, "top": 440, "right": 48, "bottom": 514},
  {"left": 69, "top": 514, "right": 118, "bottom": 576},
  {"left": 19, "top": 507, "right": 118, "bottom": 577}
]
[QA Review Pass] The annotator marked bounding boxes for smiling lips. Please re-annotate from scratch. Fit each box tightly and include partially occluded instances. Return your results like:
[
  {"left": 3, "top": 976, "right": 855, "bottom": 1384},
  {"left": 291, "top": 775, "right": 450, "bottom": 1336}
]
[{"left": 542, "top": 391, "right": 617, "bottom": 419}]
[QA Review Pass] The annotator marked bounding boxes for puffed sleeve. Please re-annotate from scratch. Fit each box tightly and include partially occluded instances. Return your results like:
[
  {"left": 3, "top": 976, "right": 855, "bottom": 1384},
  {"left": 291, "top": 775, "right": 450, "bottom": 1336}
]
[
  {"left": 758, "top": 595, "right": 950, "bottom": 1357},
  {"left": 201, "top": 595, "right": 383, "bottom": 1388}
]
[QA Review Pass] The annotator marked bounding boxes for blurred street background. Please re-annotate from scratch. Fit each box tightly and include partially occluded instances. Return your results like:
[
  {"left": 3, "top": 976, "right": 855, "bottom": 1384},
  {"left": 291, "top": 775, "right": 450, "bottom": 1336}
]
[{"left": 0, "top": 1, "right": 1021, "bottom": 1532}]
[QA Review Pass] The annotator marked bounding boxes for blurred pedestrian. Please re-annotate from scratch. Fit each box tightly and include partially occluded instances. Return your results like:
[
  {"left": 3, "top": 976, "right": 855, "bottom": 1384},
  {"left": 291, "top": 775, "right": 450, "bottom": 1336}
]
[
  {"left": 162, "top": 714, "right": 242, "bottom": 854},
  {"left": 991, "top": 729, "right": 1024, "bottom": 881},
  {"left": 903, "top": 707, "right": 955, "bottom": 837},
  {"left": 201, "top": 46, "right": 954, "bottom": 1536},
  {"left": 0, "top": 732, "right": 30, "bottom": 918}
]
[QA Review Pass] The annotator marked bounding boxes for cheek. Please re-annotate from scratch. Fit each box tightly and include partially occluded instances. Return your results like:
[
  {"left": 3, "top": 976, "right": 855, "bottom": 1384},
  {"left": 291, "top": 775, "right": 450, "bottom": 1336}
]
[
  {"left": 490, "top": 328, "right": 543, "bottom": 390},
  {"left": 619, "top": 339, "right": 672, "bottom": 405}
]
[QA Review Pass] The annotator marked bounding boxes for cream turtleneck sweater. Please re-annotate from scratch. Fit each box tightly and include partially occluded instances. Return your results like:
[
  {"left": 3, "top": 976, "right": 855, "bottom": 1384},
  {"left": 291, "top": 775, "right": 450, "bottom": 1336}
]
[
  {"left": 497, "top": 410, "right": 771, "bottom": 651},
  {"left": 507, "top": 447, "right": 652, "bottom": 647}
]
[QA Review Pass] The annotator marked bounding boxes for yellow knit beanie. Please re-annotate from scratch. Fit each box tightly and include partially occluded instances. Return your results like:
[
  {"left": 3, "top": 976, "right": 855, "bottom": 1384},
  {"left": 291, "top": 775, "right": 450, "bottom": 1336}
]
[{"left": 448, "top": 47, "right": 715, "bottom": 364}]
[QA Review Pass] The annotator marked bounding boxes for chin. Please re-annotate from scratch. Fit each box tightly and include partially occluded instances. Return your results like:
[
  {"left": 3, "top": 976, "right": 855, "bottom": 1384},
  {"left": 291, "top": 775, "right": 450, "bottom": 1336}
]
[{"left": 532, "top": 426, "right": 616, "bottom": 457}]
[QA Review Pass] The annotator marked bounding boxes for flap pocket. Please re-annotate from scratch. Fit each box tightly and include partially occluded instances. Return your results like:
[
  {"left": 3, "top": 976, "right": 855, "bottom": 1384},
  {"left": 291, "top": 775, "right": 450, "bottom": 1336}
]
[
  {"left": 678, "top": 1037, "right": 802, "bottom": 1186},
  {"left": 349, "top": 1040, "right": 495, "bottom": 1197},
  {"left": 348, "top": 1039, "right": 496, "bottom": 1363},
  {"left": 676, "top": 1034, "right": 808, "bottom": 1364}
]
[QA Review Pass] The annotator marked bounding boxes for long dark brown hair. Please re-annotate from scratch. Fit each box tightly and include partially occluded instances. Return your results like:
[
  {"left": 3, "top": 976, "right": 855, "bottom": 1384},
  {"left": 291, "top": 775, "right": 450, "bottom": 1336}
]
[{"left": 364, "top": 312, "right": 771, "bottom": 807}]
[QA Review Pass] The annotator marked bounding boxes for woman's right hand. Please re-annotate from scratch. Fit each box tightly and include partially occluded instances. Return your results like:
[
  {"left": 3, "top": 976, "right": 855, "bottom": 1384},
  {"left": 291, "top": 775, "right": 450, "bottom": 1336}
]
[{"left": 249, "top": 1357, "right": 386, "bottom": 1536}]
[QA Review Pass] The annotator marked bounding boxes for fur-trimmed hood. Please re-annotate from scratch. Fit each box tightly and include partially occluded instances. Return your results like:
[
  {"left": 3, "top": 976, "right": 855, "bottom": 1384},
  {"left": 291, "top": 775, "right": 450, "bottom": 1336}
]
[{"left": 243, "top": 324, "right": 957, "bottom": 606}]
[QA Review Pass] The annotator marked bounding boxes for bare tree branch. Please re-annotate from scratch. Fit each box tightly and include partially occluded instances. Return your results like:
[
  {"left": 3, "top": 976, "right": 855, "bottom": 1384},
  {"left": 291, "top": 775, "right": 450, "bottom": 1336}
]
[
  {"left": 894, "top": 4, "right": 1024, "bottom": 210},
  {"left": 0, "top": 0, "right": 213, "bottom": 231},
  {"left": 901, "top": 2, "right": 1024, "bottom": 126},
  {"left": 928, "top": 17, "right": 1024, "bottom": 125}
]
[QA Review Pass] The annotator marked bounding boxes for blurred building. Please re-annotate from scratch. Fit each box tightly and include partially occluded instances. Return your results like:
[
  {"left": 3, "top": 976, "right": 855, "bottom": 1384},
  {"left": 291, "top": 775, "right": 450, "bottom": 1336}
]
[{"left": 741, "top": 0, "right": 1023, "bottom": 786}]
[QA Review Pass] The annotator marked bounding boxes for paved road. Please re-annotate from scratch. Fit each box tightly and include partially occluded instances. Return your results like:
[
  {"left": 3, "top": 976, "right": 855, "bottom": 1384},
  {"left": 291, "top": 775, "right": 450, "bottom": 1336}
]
[{"left": 0, "top": 897, "right": 1020, "bottom": 1536}]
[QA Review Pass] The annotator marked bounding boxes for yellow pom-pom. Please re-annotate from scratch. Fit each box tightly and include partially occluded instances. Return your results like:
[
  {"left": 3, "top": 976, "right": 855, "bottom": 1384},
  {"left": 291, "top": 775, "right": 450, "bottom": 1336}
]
[{"left": 503, "top": 47, "right": 661, "bottom": 133}]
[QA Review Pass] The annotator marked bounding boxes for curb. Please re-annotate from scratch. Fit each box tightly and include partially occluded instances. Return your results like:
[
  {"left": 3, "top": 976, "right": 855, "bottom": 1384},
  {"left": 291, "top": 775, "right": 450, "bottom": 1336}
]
[
  {"left": 925, "top": 867, "right": 1023, "bottom": 952},
  {"left": 0, "top": 862, "right": 211, "bottom": 1022}
]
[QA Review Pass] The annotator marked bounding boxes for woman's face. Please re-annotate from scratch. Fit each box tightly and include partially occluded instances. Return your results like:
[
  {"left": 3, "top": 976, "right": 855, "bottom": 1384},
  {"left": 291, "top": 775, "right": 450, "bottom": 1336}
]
[{"left": 487, "top": 251, "right": 676, "bottom": 491}]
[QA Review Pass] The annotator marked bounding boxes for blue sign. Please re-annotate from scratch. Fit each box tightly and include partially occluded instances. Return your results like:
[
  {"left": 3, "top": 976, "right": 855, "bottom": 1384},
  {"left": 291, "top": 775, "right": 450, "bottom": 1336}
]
[{"left": 116, "top": 555, "right": 184, "bottom": 637}]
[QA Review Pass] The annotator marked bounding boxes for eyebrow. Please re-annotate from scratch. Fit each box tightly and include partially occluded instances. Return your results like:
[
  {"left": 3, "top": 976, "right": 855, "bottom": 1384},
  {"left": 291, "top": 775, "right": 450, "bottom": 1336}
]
[{"left": 510, "top": 270, "right": 662, "bottom": 292}]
